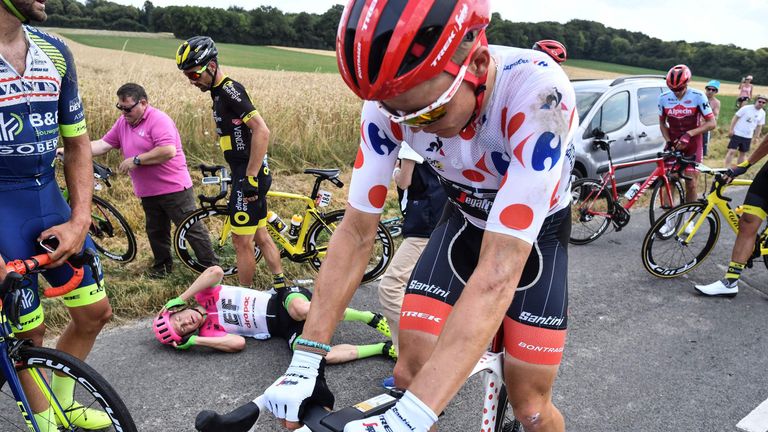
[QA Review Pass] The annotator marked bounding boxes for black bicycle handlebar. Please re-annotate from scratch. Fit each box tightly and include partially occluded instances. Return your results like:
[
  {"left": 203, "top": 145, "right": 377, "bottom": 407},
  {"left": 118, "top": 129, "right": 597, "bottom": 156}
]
[
  {"left": 713, "top": 173, "right": 732, "bottom": 202},
  {"left": 197, "top": 165, "right": 230, "bottom": 207},
  {"left": 92, "top": 161, "right": 113, "bottom": 187},
  {"left": 195, "top": 393, "right": 397, "bottom": 432}
]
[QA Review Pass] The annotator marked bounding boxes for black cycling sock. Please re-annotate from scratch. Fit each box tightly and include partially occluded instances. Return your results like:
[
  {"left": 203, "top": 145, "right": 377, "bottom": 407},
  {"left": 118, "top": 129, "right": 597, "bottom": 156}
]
[{"left": 273, "top": 273, "right": 286, "bottom": 289}]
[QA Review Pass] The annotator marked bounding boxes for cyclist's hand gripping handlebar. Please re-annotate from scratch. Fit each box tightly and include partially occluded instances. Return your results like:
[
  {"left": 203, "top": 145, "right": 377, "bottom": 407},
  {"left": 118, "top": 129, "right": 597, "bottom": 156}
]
[{"left": 3, "top": 248, "right": 97, "bottom": 298}]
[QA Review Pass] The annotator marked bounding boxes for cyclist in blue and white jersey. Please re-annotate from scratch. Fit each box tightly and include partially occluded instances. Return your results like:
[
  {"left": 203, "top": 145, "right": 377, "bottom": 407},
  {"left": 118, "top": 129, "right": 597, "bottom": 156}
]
[
  {"left": 0, "top": 1, "right": 112, "bottom": 429},
  {"left": 262, "top": 1, "right": 577, "bottom": 431}
]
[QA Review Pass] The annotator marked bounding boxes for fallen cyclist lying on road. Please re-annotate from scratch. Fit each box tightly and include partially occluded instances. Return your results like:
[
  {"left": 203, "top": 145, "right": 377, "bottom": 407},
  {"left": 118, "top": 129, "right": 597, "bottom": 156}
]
[{"left": 151, "top": 266, "right": 395, "bottom": 363}]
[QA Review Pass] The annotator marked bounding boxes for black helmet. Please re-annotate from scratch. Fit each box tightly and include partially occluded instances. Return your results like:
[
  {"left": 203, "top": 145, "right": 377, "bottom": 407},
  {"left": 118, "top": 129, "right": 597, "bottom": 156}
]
[
  {"left": 1, "top": 0, "right": 29, "bottom": 23},
  {"left": 176, "top": 36, "right": 218, "bottom": 70}
]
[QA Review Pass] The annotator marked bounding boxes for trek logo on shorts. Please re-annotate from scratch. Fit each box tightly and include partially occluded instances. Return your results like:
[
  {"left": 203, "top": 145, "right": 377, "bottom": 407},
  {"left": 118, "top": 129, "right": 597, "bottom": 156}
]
[{"left": 399, "top": 295, "right": 452, "bottom": 336}]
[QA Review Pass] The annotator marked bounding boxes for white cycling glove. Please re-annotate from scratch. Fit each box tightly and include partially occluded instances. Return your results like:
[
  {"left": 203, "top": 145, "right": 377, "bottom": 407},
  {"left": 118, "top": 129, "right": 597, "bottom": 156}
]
[
  {"left": 264, "top": 350, "right": 334, "bottom": 423},
  {"left": 343, "top": 391, "right": 437, "bottom": 432}
]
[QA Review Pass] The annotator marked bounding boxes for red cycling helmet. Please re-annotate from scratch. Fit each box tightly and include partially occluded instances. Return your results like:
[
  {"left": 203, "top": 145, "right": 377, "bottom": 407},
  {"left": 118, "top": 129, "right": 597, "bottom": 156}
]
[
  {"left": 666, "top": 64, "right": 691, "bottom": 91},
  {"left": 532, "top": 39, "right": 567, "bottom": 64},
  {"left": 336, "top": 0, "right": 491, "bottom": 101}
]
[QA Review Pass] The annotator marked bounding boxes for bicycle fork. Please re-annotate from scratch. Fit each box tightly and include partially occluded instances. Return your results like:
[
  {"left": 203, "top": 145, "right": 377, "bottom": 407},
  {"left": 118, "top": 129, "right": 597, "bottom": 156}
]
[
  {"left": 0, "top": 339, "right": 41, "bottom": 431},
  {"left": 472, "top": 351, "right": 507, "bottom": 431}
]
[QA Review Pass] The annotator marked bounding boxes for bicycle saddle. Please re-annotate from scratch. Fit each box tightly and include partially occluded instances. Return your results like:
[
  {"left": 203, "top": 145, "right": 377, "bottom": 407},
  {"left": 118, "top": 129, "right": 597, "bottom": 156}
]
[{"left": 304, "top": 168, "right": 340, "bottom": 179}]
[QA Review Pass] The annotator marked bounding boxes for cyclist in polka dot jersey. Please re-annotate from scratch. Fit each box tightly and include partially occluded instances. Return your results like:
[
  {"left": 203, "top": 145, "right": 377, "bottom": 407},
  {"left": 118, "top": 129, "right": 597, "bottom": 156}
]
[{"left": 262, "top": 2, "right": 576, "bottom": 431}]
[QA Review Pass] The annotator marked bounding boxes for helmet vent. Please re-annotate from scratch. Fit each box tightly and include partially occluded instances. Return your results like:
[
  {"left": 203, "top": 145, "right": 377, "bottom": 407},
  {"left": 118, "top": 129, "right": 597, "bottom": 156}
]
[{"left": 397, "top": 0, "right": 457, "bottom": 78}]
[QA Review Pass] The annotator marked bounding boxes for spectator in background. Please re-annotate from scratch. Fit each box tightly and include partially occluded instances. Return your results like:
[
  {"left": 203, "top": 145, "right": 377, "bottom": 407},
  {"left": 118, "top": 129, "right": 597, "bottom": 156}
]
[
  {"left": 737, "top": 75, "right": 754, "bottom": 108},
  {"left": 725, "top": 95, "right": 767, "bottom": 168},
  {"left": 377, "top": 143, "right": 448, "bottom": 390},
  {"left": 702, "top": 80, "right": 721, "bottom": 157},
  {"left": 72, "top": 83, "right": 218, "bottom": 278}
]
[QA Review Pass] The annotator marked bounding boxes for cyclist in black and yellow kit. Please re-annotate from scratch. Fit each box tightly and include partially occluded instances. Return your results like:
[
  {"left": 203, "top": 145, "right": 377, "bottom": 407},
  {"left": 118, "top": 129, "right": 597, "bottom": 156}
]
[
  {"left": 0, "top": 0, "right": 113, "bottom": 429},
  {"left": 176, "top": 36, "right": 286, "bottom": 289},
  {"left": 695, "top": 134, "right": 768, "bottom": 297}
]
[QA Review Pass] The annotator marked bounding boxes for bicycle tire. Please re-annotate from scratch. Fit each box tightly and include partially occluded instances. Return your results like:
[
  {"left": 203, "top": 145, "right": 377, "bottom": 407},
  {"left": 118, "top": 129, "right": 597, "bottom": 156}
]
[
  {"left": 641, "top": 202, "right": 720, "bottom": 278},
  {"left": 0, "top": 345, "right": 137, "bottom": 432},
  {"left": 495, "top": 385, "right": 524, "bottom": 432},
  {"left": 304, "top": 209, "right": 394, "bottom": 284},
  {"left": 569, "top": 178, "right": 613, "bottom": 245},
  {"left": 174, "top": 206, "right": 245, "bottom": 276},
  {"left": 90, "top": 196, "right": 137, "bottom": 263},
  {"left": 648, "top": 178, "right": 685, "bottom": 226}
]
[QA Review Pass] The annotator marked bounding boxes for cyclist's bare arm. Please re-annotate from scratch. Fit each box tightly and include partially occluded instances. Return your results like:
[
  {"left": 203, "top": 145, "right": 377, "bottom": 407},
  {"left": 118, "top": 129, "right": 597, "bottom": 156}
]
[
  {"left": 245, "top": 115, "right": 270, "bottom": 177},
  {"left": 40, "top": 133, "right": 93, "bottom": 267},
  {"left": 394, "top": 159, "right": 416, "bottom": 190},
  {"left": 406, "top": 230, "right": 532, "bottom": 414},
  {"left": 659, "top": 120, "right": 672, "bottom": 143},
  {"left": 170, "top": 266, "right": 225, "bottom": 307},
  {"left": 746, "top": 134, "right": 768, "bottom": 166},
  {"left": 688, "top": 116, "right": 716, "bottom": 137},
  {"left": 186, "top": 334, "right": 246, "bottom": 353},
  {"left": 299, "top": 206, "right": 381, "bottom": 345}
]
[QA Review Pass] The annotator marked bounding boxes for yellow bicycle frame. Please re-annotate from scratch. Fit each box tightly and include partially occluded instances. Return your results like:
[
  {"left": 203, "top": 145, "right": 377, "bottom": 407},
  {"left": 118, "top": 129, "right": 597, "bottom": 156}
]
[{"left": 677, "top": 178, "right": 768, "bottom": 258}]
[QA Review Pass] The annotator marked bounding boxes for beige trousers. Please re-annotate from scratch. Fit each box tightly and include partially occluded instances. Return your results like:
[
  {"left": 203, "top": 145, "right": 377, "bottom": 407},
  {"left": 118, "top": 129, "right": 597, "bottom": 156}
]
[{"left": 377, "top": 236, "right": 429, "bottom": 354}]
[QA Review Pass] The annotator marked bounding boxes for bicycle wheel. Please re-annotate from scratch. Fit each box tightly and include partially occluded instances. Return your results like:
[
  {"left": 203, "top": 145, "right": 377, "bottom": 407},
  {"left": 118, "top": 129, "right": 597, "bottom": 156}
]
[
  {"left": 90, "top": 196, "right": 137, "bottom": 263},
  {"left": 174, "top": 206, "right": 252, "bottom": 276},
  {"left": 648, "top": 177, "right": 685, "bottom": 225},
  {"left": 304, "top": 209, "right": 393, "bottom": 284},
  {"left": 569, "top": 178, "right": 613, "bottom": 245},
  {"left": 641, "top": 202, "right": 720, "bottom": 278},
  {"left": 0, "top": 345, "right": 136, "bottom": 432}
]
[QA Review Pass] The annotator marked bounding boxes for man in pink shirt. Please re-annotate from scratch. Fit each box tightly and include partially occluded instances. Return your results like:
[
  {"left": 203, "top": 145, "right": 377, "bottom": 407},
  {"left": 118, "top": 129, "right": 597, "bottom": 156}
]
[{"left": 92, "top": 83, "right": 216, "bottom": 277}]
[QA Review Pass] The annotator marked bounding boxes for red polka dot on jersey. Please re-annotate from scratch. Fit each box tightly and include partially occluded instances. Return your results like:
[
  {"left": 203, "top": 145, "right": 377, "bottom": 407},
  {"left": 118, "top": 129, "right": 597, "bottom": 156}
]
[
  {"left": 499, "top": 172, "right": 508, "bottom": 189},
  {"left": 463, "top": 169, "right": 485, "bottom": 182},
  {"left": 354, "top": 148, "right": 364, "bottom": 169},
  {"left": 390, "top": 121, "right": 403, "bottom": 141},
  {"left": 500, "top": 204, "right": 534, "bottom": 230},
  {"left": 368, "top": 185, "right": 388, "bottom": 208}
]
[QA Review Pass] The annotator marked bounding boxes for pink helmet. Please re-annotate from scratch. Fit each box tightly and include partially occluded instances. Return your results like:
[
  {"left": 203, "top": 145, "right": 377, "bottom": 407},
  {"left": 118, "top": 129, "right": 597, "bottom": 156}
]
[{"left": 152, "top": 310, "right": 183, "bottom": 345}]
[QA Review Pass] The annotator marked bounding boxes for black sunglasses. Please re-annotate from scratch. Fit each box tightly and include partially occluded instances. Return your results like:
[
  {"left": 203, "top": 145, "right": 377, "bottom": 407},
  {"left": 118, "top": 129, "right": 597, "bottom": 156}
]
[
  {"left": 116, "top": 100, "right": 140, "bottom": 113},
  {"left": 705, "top": 87, "right": 718, "bottom": 92}
]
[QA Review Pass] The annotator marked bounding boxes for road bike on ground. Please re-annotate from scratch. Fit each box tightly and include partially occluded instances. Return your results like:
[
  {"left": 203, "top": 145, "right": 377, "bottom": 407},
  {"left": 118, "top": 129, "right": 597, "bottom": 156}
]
[
  {"left": 380, "top": 216, "right": 403, "bottom": 238},
  {"left": 194, "top": 324, "right": 523, "bottom": 432},
  {"left": 641, "top": 166, "right": 768, "bottom": 278},
  {"left": 174, "top": 165, "right": 394, "bottom": 284},
  {"left": 570, "top": 135, "right": 695, "bottom": 244},
  {"left": 0, "top": 252, "right": 136, "bottom": 431},
  {"left": 59, "top": 160, "right": 137, "bottom": 263}
]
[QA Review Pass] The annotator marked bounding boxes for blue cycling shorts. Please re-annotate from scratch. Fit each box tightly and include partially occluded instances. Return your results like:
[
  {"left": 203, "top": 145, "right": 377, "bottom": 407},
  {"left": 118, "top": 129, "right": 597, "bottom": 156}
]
[{"left": 0, "top": 179, "right": 106, "bottom": 332}]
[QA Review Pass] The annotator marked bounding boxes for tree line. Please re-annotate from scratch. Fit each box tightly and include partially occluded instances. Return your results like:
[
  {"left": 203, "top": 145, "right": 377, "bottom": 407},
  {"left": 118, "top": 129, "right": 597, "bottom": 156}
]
[{"left": 41, "top": 0, "right": 767, "bottom": 84}]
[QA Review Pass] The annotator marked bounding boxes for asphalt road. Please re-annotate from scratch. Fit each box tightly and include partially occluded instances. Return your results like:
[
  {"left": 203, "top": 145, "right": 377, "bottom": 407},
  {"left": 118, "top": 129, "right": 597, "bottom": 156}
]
[{"left": 78, "top": 199, "right": 768, "bottom": 432}]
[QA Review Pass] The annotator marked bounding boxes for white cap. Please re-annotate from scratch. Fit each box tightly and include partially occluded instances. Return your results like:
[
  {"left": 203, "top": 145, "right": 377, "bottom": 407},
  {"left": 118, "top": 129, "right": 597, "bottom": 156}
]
[{"left": 398, "top": 142, "right": 424, "bottom": 163}]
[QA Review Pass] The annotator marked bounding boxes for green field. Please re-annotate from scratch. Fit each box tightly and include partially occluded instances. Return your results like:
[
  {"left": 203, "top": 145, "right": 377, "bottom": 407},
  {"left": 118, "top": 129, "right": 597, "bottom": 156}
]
[
  {"left": 59, "top": 33, "right": 339, "bottom": 73},
  {"left": 568, "top": 59, "right": 735, "bottom": 84}
]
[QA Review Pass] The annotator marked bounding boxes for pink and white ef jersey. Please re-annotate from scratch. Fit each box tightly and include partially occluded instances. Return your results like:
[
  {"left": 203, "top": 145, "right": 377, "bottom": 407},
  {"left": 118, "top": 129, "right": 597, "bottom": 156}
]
[
  {"left": 194, "top": 285, "right": 272, "bottom": 339},
  {"left": 348, "top": 46, "right": 577, "bottom": 244},
  {"left": 658, "top": 88, "right": 714, "bottom": 143}
]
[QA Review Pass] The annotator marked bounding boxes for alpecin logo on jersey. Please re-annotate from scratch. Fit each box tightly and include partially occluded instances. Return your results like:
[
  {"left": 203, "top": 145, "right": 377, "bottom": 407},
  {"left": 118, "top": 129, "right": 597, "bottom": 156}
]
[{"left": 666, "top": 105, "right": 695, "bottom": 118}]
